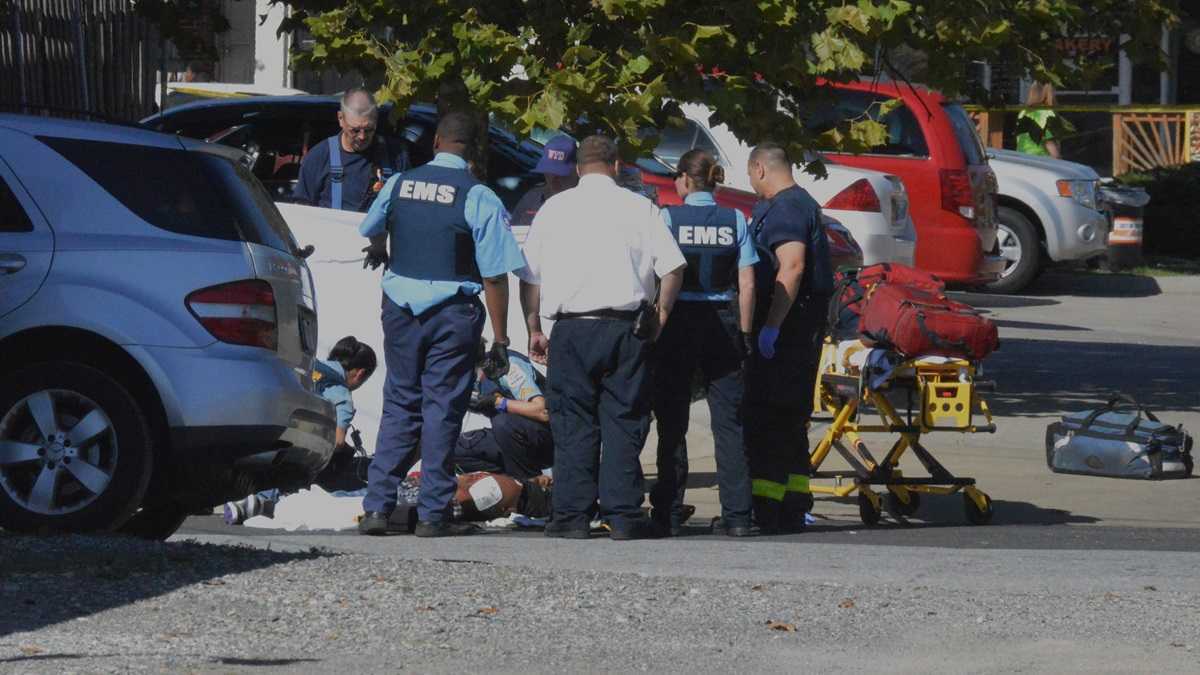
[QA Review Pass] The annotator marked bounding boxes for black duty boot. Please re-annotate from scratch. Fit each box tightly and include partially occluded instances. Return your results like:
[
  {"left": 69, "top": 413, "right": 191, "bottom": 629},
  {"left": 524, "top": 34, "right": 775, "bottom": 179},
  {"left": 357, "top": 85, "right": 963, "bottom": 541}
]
[
  {"left": 413, "top": 520, "right": 480, "bottom": 537},
  {"left": 544, "top": 520, "right": 590, "bottom": 539},
  {"left": 609, "top": 519, "right": 666, "bottom": 541},
  {"left": 358, "top": 511, "right": 393, "bottom": 536},
  {"left": 711, "top": 517, "right": 758, "bottom": 537}
]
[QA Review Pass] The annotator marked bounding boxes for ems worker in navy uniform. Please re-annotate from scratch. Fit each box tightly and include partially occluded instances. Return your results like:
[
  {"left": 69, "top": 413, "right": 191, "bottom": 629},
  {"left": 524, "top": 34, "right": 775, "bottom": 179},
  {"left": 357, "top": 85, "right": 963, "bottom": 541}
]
[
  {"left": 744, "top": 141, "right": 834, "bottom": 533},
  {"left": 517, "top": 135, "right": 686, "bottom": 540},
  {"left": 510, "top": 136, "right": 579, "bottom": 228},
  {"left": 651, "top": 149, "right": 758, "bottom": 537},
  {"left": 357, "top": 111, "right": 527, "bottom": 537},
  {"left": 293, "top": 87, "right": 408, "bottom": 212}
]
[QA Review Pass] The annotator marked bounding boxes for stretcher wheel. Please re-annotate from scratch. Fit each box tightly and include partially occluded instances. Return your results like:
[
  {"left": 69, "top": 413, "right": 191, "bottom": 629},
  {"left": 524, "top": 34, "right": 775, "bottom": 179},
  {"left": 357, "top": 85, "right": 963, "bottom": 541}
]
[
  {"left": 963, "top": 491, "right": 993, "bottom": 525},
  {"left": 858, "top": 492, "right": 882, "bottom": 526},
  {"left": 885, "top": 489, "right": 921, "bottom": 517}
]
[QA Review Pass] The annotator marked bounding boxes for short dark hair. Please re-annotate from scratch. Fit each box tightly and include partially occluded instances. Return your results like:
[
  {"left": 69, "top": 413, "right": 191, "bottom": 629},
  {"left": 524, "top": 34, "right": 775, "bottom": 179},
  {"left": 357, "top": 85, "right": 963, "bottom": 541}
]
[
  {"left": 436, "top": 110, "right": 478, "bottom": 145},
  {"left": 749, "top": 141, "right": 791, "bottom": 171},
  {"left": 576, "top": 135, "right": 618, "bottom": 166},
  {"left": 328, "top": 336, "right": 377, "bottom": 376}
]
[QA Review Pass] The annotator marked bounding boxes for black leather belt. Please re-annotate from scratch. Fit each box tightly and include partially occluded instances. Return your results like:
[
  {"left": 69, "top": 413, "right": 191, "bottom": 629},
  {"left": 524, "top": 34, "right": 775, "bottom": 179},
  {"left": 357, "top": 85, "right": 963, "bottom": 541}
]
[{"left": 553, "top": 309, "right": 639, "bottom": 321}]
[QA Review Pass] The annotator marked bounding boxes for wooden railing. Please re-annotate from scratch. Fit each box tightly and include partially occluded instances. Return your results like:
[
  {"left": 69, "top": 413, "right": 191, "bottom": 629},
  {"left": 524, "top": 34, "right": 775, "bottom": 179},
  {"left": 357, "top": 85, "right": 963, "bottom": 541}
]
[
  {"left": 0, "top": 0, "right": 162, "bottom": 121},
  {"left": 968, "top": 105, "right": 1200, "bottom": 176}
]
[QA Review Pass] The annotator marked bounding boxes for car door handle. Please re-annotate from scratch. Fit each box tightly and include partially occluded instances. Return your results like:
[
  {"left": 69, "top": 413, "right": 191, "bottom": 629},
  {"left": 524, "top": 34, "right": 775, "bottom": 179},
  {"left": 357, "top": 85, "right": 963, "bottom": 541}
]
[{"left": 0, "top": 253, "right": 27, "bottom": 274}]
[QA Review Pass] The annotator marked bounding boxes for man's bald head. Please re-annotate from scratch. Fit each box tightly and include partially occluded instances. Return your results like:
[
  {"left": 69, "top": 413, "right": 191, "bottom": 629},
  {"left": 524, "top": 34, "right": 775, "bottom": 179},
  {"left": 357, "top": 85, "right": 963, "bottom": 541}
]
[
  {"left": 748, "top": 142, "right": 791, "bottom": 172},
  {"left": 747, "top": 141, "right": 796, "bottom": 198}
]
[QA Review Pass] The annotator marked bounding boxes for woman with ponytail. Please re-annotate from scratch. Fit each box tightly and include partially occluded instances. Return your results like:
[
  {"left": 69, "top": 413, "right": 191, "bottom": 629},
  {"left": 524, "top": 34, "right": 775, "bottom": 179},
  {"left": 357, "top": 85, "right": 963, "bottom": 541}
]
[{"left": 650, "top": 148, "right": 758, "bottom": 537}]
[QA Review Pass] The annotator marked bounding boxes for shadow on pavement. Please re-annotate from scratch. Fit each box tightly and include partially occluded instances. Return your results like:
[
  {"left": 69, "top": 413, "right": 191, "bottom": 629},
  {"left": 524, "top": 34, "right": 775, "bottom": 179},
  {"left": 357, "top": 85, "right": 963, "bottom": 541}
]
[
  {"left": 948, "top": 292, "right": 1060, "bottom": 309},
  {"left": 1025, "top": 271, "right": 1163, "bottom": 298},
  {"left": 994, "top": 319, "right": 1092, "bottom": 332},
  {"left": 985, "top": 337, "right": 1200, "bottom": 417},
  {"left": 0, "top": 533, "right": 332, "bottom": 639}
]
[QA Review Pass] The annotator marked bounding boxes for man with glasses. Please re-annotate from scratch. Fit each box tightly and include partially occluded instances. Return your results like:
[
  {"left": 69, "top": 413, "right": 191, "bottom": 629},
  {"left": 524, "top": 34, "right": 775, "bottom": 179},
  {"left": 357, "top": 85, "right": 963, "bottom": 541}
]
[{"left": 293, "top": 87, "right": 409, "bottom": 212}]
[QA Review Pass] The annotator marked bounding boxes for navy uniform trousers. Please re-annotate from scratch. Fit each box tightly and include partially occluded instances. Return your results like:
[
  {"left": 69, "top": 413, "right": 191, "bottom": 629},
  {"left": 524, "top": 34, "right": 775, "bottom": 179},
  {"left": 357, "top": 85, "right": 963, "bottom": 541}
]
[
  {"left": 364, "top": 293, "right": 485, "bottom": 521},
  {"left": 546, "top": 317, "right": 652, "bottom": 529},
  {"left": 454, "top": 413, "right": 554, "bottom": 480},
  {"left": 650, "top": 302, "right": 753, "bottom": 528},
  {"left": 745, "top": 294, "right": 829, "bottom": 526}
]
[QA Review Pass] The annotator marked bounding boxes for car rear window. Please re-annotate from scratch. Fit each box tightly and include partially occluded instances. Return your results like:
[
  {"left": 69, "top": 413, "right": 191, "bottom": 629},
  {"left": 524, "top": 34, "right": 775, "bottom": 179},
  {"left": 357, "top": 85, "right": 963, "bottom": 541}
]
[
  {"left": 38, "top": 136, "right": 298, "bottom": 254},
  {"left": 942, "top": 103, "right": 987, "bottom": 166},
  {"left": 810, "top": 90, "right": 929, "bottom": 157}
]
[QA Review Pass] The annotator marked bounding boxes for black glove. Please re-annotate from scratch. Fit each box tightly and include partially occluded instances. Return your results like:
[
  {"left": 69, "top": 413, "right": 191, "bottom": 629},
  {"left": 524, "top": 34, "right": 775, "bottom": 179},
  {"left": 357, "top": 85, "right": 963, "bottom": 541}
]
[
  {"left": 481, "top": 340, "right": 510, "bottom": 379},
  {"left": 361, "top": 242, "right": 388, "bottom": 270},
  {"left": 740, "top": 332, "right": 755, "bottom": 361},
  {"left": 467, "top": 388, "right": 495, "bottom": 414}
]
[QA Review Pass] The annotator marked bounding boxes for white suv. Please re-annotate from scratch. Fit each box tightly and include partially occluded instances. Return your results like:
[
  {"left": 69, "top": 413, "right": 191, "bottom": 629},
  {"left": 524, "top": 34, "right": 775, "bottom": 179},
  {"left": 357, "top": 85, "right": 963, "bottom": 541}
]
[
  {"left": 658, "top": 104, "right": 917, "bottom": 267},
  {"left": 986, "top": 148, "right": 1109, "bottom": 293}
]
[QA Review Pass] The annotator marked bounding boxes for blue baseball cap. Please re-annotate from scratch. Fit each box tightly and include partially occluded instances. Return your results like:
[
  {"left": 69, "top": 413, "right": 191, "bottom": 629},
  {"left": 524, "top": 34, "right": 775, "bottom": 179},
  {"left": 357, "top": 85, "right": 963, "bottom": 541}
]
[{"left": 534, "top": 135, "right": 577, "bottom": 176}]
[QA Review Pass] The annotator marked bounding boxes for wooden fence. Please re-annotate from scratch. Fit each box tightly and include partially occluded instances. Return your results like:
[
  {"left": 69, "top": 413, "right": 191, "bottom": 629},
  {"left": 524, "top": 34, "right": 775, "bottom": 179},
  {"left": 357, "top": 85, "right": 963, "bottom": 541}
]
[
  {"left": 969, "top": 105, "right": 1200, "bottom": 176},
  {"left": 0, "top": 0, "right": 161, "bottom": 122}
]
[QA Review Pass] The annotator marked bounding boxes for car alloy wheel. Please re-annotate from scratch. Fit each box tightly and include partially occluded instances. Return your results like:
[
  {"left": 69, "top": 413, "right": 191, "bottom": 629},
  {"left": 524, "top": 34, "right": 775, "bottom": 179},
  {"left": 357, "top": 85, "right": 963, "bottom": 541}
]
[
  {"left": 0, "top": 363, "right": 152, "bottom": 533},
  {"left": 0, "top": 389, "right": 118, "bottom": 515},
  {"left": 996, "top": 223, "right": 1023, "bottom": 279}
]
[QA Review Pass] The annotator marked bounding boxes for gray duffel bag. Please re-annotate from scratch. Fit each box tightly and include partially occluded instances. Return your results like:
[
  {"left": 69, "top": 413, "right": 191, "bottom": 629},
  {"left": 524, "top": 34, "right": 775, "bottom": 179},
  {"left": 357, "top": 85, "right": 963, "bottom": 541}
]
[{"left": 1046, "top": 395, "right": 1193, "bottom": 479}]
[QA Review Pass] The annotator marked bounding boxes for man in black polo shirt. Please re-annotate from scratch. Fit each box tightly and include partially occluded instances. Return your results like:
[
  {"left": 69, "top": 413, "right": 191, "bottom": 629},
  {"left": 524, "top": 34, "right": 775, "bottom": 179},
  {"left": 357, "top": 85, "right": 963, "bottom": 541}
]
[{"left": 744, "top": 141, "right": 834, "bottom": 533}]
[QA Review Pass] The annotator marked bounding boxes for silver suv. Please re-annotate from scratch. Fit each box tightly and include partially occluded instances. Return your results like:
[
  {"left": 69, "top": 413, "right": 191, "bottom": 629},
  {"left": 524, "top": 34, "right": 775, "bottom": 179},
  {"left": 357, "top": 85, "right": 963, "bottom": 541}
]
[{"left": 0, "top": 115, "right": 335, "bottom": 538}]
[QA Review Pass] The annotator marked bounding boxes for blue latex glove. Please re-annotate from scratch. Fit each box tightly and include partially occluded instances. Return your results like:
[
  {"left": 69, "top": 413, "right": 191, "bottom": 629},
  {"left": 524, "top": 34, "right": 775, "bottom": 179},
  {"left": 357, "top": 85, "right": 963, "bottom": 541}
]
[{"left": 758, "top": 326, "right": 780, "bottom": 360}]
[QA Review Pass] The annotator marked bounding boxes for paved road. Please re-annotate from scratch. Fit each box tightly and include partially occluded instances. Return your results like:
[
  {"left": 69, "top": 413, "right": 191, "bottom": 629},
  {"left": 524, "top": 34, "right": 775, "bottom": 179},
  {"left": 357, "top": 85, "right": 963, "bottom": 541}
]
[{"left": 4, "top": 272, "right": 1199, "bottom": 673}]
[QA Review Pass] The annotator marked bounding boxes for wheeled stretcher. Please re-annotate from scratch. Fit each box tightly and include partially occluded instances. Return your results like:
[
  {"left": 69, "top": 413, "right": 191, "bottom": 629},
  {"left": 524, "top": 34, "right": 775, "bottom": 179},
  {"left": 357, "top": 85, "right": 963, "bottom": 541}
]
[{"left": 810, "top": 339, "right": 997, "bottom": 525}]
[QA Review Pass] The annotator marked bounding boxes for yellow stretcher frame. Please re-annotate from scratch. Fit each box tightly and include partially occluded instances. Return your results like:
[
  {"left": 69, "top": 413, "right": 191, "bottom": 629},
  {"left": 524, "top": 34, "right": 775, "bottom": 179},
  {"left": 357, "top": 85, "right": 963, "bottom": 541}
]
[{"left": 811, "top": 341, "right": 997, "bottom": 526}]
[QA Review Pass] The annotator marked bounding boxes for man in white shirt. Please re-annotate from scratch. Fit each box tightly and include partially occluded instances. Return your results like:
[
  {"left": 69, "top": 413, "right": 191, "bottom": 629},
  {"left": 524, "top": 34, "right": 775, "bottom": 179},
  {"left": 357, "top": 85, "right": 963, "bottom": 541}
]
[{"left": 516, "top": 135, "right": 686, "bottom": 540}]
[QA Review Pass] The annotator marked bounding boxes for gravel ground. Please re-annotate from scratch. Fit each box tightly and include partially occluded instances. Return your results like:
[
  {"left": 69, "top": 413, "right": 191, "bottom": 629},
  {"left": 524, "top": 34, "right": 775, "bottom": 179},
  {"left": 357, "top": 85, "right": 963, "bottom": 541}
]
[{"left": 3, "top": 533, "right": 1200, "bottom": 673}]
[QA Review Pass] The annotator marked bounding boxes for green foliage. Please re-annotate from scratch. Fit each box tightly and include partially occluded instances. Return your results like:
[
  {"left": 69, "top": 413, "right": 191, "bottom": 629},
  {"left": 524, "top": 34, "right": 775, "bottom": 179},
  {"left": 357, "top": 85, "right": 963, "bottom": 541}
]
[
  {"left": 1117, "top": 163, "right": 1200, "bottom": 259},
  {"left": 271, "top": 0, "right": 1181, "bottom": 165}
]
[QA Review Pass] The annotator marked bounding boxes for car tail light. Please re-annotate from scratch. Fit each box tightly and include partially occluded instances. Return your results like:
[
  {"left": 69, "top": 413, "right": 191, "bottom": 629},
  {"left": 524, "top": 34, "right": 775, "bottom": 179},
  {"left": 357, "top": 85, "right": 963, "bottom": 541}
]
[
  {"left": 939, "top": 168, "right": 975, "bottom": 221},
  {"left": 823, "top": 178, "right": 881, "bottom": 212},
  {"left": 186, "top": 280, "right": 278, "bottom": 350}
]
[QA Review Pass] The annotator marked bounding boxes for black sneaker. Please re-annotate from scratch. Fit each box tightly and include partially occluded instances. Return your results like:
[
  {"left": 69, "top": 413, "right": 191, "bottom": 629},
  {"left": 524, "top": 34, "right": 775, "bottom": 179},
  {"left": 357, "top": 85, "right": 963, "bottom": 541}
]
[
  {"left": 609, "top": 519, "right": 665, "bottom": 541},
  {"left": 711, "top": 517, "right": 758, "bottom": 537},
  {"left": 413, "top": 520, "right": 479, "bottom": 537},
  {"left": 544, "top": 520, "right": 590, "bottom": 539},
  {"left": 358, "top": 511, "right": 394, "bottom": 536}
]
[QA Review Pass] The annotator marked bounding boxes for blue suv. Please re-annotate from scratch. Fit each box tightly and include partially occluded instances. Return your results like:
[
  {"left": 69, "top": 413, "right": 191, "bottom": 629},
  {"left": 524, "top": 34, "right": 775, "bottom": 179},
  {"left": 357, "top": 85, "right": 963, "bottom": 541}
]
[{"left": 0, "top": 115, "right": 335, "bottom": 538}]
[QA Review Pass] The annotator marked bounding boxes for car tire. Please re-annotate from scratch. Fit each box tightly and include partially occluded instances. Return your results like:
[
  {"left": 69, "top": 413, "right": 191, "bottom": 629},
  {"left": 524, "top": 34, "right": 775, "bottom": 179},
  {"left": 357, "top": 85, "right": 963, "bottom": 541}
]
[
  {"left": 119, "top": 502, "right": 191, "bottom": 540},
  {"left": 986, "top": 207, "right": 1041, "bottom": 294},
  {"left": 0, "top": 363, "right": 153, "bottom": 533}
]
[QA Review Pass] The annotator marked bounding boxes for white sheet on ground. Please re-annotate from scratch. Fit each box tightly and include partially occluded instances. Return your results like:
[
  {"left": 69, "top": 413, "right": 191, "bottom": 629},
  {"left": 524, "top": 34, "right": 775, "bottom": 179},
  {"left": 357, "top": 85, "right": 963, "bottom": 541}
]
[{"left": 244, "top": 486, "right": 362, "bottom": 531}]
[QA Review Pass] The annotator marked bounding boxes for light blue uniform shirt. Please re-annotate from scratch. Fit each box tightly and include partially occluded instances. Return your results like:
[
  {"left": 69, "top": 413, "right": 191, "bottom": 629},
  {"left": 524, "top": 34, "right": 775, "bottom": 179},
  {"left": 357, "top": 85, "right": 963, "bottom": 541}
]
[
  {"left": 662, "top": 191, "right": 759, "bottom": 302},
  {"left": 359, "top": 153, "right": 526, "bottom": 314},
  {"left": 313, "top": 359, "right": 355, "bottom": 430}
]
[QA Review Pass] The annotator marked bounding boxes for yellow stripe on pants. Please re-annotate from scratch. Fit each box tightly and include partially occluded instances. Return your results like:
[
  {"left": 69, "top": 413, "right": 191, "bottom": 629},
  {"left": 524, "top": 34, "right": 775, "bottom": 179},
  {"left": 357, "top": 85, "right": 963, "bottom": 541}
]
[
  {"left": 752, "top": 479, "right": 786, "bottom": 501},
  {"left": 786, "top": 474, "right": 810, "bottom": 494}
]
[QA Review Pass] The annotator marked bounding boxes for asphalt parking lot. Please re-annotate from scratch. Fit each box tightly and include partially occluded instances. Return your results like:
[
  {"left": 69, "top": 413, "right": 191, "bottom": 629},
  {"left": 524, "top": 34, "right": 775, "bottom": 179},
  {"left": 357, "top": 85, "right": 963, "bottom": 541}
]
[{"left": 3, "top": 271, "right": 1199, "bottom": 673}]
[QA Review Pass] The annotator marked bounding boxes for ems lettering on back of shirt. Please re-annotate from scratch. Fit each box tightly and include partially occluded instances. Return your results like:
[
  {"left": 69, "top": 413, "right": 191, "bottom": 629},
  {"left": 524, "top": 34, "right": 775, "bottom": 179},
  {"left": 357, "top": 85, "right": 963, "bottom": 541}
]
[
  {"left": 395, "top": 179, "right": 458, "bottom": 205},
  {"left": 676, "top": 225, "right": 736, "bottom": 247}
]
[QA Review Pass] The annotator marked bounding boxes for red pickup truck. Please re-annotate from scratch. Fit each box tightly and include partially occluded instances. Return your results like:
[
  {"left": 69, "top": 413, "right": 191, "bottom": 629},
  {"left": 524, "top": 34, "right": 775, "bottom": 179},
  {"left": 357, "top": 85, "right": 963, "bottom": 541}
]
[{"left": 819, "top": 81, "right": 1004, "bottom": 285}]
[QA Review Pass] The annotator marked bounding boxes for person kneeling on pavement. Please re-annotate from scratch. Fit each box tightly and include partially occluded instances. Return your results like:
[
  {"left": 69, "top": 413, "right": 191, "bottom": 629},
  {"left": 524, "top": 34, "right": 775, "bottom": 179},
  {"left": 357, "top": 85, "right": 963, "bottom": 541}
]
[
  {"left": 454, "top": 341, "right": 554, "bottom": 480},
  {"left": 223, "top": 336, "right": 376, "bottom": 524}
]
